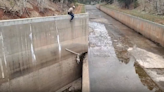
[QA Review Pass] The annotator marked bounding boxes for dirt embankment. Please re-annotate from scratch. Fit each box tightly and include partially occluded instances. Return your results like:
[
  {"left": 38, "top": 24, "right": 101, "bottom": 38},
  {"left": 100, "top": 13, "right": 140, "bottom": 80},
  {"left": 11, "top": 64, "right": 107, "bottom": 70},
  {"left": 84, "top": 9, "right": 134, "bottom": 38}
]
[
  {"left": 103, "top": 0, "right": 164, "bottom": 25},
  {"left": 0, "top": 0, "right": 84, "bottom": 20},
  {"left": 74, "top": 4, "right": 84, "bottom": 14}
]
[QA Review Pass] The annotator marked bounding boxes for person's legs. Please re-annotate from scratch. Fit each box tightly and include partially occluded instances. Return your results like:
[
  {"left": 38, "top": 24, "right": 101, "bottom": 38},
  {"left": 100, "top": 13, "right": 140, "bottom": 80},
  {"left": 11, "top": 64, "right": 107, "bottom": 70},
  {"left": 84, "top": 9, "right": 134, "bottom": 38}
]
[
  {"left": 70, "top": 13, "right": 74, "bottom": 21},
  {"left": 68, "top": 12, "right": 74, "bottom": 22}
]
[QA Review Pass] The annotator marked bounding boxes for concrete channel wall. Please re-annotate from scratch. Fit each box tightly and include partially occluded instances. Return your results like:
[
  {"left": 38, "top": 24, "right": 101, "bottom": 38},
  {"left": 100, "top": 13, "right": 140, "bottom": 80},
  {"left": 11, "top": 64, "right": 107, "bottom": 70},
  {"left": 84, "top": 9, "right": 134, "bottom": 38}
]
[
  {"left": 0, "top": 13, "right": 88, "bottom": 92},
  {"left": 97, "top": 5, "right": 164, "bottom": 47},
  {"left": 82, "top": 56, "right": 90, "bottom": 92}
]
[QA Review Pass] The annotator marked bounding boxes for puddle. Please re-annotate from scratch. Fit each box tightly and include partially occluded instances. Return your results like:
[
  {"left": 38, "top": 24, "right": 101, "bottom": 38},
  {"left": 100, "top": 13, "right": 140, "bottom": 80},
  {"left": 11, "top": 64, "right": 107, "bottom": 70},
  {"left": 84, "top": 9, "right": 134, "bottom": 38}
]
[
  {"left": 135, "top": 62, "right": 163, "bottom": 92},
  {"left": 88, "top": 21, "right": 161, "bottom": 92}
]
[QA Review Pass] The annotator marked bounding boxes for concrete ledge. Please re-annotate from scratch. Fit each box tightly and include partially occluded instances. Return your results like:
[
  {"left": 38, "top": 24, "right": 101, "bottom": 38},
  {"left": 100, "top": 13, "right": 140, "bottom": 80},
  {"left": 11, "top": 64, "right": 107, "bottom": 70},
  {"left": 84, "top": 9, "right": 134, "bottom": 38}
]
[
  {"left": 97, "top": 5, "right": 164, "bottom": 47},
  {"left": 82, "top": 55, "right": 90, "bottom": 92},
  {"left": 0, "top": 13, "right": 88, "bottom": 27}
]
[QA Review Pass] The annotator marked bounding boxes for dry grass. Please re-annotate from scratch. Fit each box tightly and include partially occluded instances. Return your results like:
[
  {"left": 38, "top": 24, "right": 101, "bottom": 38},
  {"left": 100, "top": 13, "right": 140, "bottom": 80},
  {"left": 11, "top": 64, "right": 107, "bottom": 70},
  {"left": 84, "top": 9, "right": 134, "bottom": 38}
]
[
  {"left": 74, "top": 3, "right": 85, "bottom": 14},
  {"left": 103, "top": 4, "right": 164, "bottom": 25},
  {"left": 81, "top": 4, "right": 85, "bottom": 13}
]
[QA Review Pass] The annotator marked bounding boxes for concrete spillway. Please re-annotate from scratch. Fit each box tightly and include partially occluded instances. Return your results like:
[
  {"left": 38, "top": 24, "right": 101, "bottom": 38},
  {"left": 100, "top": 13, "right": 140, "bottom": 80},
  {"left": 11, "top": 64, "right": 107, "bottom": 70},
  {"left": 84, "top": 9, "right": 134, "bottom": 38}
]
[
  {"left": 86, "top": 5, "right": 164, "bottom": 92},
  {"left": 0, "top": 13, "right": 88, "bottom": 92}
]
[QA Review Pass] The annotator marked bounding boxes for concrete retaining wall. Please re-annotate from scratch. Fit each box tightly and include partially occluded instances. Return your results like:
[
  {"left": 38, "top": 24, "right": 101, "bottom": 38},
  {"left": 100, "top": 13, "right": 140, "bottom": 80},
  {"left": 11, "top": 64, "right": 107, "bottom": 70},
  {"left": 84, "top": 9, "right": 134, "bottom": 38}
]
[
  {"left": 0, "top": 13, "right": 88, "bottom": 92},
  {"left": 97, "top": 5, "right": 164, "bottom": 47}
]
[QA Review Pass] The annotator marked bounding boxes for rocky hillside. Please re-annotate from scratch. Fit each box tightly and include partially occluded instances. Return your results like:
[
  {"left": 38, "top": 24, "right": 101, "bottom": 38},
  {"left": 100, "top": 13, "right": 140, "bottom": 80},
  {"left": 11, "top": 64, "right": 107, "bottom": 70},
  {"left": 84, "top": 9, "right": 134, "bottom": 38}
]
[
  {"left": 111, "top": 0, "right": 164, "bottom": 14},
  {"left": 0, "top": 0, "right": 83, "bottom": 20},
  {"left": 137, "top": 0, "right": 164, "bottom": 14}
]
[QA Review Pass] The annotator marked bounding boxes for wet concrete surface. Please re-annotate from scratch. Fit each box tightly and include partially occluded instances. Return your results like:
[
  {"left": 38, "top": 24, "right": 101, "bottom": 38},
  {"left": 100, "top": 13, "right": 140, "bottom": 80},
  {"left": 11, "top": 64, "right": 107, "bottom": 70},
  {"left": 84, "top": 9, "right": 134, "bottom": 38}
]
[
  {"left": 55, "top": 78, "right": 82, "bottom": 92},
  {"left": 87, "top": 5, "right": 164, "bottom": 92}
]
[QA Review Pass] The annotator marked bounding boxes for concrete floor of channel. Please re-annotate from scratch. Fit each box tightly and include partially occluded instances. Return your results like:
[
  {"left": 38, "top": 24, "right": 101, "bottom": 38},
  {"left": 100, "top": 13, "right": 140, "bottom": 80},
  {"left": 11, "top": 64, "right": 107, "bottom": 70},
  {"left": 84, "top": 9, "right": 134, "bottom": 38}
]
[
  {"left": 58, "top": 5, "right": 164, "bottom": 92},
  {"left": 87, "top": 5, "right": 164, "bottom": 92}
]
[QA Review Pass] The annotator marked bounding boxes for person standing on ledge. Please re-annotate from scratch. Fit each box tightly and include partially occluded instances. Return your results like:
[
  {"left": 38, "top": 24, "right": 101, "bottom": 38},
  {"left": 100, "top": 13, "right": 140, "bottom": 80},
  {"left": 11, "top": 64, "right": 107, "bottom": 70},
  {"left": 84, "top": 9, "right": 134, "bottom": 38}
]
[{"left": 68, "top": 6, "right": 75, "bottom": 22}]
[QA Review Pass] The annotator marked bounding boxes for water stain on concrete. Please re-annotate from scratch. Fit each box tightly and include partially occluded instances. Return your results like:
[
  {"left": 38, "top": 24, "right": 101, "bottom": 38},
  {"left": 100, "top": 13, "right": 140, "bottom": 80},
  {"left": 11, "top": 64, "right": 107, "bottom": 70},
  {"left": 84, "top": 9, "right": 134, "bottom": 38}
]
[{"left": 112, "top": 37, "right": 133, "bottom": 64}]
